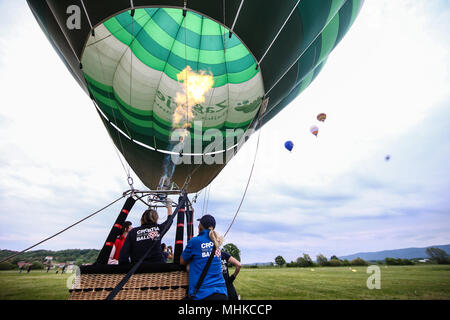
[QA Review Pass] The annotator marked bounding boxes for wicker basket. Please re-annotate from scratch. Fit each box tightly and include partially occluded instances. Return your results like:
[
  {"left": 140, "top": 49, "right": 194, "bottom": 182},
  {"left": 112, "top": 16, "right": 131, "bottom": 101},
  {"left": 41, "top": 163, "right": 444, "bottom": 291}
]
[{"left": 69, "top": 263, "right": 188, "bottom": 300}]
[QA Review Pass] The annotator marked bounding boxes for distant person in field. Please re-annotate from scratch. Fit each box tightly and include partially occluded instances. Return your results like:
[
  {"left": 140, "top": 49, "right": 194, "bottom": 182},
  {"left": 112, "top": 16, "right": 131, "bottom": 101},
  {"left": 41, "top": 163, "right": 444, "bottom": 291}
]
[
  {"left": 108, "top": 221, "right": 133, "bottom": 265},
  {"left": 167, "top": 245, "right": 174, "bottom": 263},
  {"left": 161, "top": 243, "right": 173, "bottom": 263},
  {"left": 27, "top": 264, "right": 32, "bottom": 273},
  {"left": 221, "top": 250, "right": 241, "bottom": 300},
  {"left": 119, "top": 200, "right": 174, "bottom": 265}
]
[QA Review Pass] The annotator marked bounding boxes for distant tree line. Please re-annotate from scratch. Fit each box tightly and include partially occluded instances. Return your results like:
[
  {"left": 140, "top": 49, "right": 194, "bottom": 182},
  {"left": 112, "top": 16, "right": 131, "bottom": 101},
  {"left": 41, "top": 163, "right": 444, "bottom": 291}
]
[
  {"left": 0, "top": 249, "right": 100, "bottom": 270},
  {"left": 274, "top": 254, "right": 368, "bottom": 268},
  {"left": 273, "top": 247, "right": 450, "bottom": 268}
]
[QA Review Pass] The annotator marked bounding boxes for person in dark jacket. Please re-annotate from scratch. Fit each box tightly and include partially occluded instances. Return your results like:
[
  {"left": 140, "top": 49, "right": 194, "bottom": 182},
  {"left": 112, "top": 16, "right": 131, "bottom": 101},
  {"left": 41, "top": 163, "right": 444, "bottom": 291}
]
[
  {"left": 119, "top": 200, "right": 173, "bottom": 265},
  {"left": 161, "top": 243, "right": 173, "bottom": 263},
  {"left": 221, "top": 251, "right": 241, "bottom": 300}
]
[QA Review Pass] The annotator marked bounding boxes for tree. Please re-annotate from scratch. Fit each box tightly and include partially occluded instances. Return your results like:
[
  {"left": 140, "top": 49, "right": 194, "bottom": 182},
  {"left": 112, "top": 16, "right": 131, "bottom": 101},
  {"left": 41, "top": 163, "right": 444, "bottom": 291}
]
[
  {"left": 0, "top": 262, "right": 16, "bottom": 270},
  {"left": 286, "top": 261, "right": 298, "bottom": 268},
  {"left": 330, "top": 255, "right": 339, "bottom": 260},
  {"left": 297, "top": 253, "right": 314, "bottom": 267},
  {"left": 426, "top": 247, "right": 450, "bottom": 264},
  {"left": 316, "top": 254, "right": 329, "bottom": 266},
  {"left": 31, "top": 261, "right": 44, "bottom": 270},
  {"left": 275, "top": 256, "right": 286, "bottom": 267},
  {"left": 350, "top": 257, "right": 368, "bottom": 266},
  {"left": 223, "top": 243, "right": 241, "bottom": 262},
  {"left": 385, "top": 257, "right": 414, "bottom": 265},
  {"left": 328, "top": 259, "right": 343, "bottom": 266},
  {"left": 303, "top": 254, "right": 313, "bottom": 266}
]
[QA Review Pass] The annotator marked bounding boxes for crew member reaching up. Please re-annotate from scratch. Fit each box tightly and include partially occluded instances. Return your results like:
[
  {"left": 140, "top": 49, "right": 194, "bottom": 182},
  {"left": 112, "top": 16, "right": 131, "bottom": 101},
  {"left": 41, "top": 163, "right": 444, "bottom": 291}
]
[{"left": 119, "top": 200, "right": 173, "bottom": 265}]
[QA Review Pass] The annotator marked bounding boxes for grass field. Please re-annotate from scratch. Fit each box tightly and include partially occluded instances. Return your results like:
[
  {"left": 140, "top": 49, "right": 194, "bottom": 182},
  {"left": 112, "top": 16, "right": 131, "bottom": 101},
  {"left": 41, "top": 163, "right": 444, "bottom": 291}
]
[{"left": 0, "top": 265, "right": 449, "bottom": 300}]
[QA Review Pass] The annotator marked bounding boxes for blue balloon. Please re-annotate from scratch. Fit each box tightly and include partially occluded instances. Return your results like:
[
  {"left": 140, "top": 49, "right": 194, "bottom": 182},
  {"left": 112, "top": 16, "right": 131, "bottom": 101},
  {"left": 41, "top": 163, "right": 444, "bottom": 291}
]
[{"left": 284, "top": 141, "right": 294, "bottom": 152}]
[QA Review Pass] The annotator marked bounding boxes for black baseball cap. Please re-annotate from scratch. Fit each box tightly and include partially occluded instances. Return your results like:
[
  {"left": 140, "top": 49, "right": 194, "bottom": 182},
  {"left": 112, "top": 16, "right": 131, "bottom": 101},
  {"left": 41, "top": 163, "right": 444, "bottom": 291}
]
[{"left": 197, "top": 214, "right": 216, "bottom": 229}]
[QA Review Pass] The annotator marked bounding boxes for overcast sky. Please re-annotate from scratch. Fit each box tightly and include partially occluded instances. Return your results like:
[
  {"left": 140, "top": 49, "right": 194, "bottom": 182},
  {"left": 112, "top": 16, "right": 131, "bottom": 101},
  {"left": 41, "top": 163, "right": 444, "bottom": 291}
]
[{"left": 0, "top": 1, "right": 449, "bottom": 264}]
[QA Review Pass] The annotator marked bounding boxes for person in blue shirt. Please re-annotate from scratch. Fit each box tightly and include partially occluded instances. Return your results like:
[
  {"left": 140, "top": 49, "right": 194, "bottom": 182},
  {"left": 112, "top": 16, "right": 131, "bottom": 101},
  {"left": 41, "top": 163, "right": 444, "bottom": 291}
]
[{"left": 180, "top": 214, "right": 228, "bottom": 300}]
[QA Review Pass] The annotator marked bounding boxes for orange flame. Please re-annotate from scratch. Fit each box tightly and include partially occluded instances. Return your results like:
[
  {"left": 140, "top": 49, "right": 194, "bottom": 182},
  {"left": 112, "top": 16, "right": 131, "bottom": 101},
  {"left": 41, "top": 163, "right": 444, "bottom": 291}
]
[{"left": 173, "top": 66, "right": 214, "bottom": 128}]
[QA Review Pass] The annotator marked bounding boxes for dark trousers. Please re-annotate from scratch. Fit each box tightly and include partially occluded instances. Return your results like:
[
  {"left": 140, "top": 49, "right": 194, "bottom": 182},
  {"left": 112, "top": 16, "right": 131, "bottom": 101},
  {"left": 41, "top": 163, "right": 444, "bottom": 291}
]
[
  {"left": 202, "top": 293, "right": 228, "bottom": 300},
  {"left": 226, "top": 282, "right": 239, "bottom": 300}
]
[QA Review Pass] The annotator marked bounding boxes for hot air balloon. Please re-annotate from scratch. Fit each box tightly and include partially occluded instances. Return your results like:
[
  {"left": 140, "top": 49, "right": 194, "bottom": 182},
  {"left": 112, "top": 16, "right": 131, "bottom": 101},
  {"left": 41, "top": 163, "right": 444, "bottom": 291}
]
[
  {"left": 310, "top": 125, "right": 319, "bottom": 137},
  {"left": 26, "top": 0, "right": 363, "bottom": 300},
  {"left": 27, "top": 0, "right": 364, "bottom": 193},
  {"left": 317, "top": 113, "right": 327, "bottom": 122},
  {"left": 284, "top": 141, "right": 294, "bottom": 152}
]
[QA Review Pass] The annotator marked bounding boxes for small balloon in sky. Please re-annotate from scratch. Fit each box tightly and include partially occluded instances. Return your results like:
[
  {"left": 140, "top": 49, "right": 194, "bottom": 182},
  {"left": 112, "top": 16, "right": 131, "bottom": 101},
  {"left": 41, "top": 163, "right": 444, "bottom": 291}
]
[
  {"left": 310, "top": 125, "right": 319, "bottom": 137},
  {"left": 385, "top": 155, "right": 391, "bottom": 161},
  {"left": 317, "top": 113, "right": 327, "bottom": 122},
  {"left": 284, "top": 141, "right": 294, "bottom": 152}
]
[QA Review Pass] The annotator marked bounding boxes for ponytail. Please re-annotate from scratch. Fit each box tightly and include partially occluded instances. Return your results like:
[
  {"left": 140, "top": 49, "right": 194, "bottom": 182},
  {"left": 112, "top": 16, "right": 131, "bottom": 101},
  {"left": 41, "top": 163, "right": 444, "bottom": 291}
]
[{"left": 208, "top": 227, "right": 223, "bottom": 248}]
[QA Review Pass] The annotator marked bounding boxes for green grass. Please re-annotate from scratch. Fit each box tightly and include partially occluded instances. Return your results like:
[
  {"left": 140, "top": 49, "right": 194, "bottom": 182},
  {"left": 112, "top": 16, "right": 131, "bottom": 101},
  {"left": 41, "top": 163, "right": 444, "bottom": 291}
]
[
  {"left": 0, "top": 265, "right": 449, "bottom": 300},
  {"left": 234, "top": 265, "right": 450, "bottom": 300},
  {"left": 0, "top": 270, "right": 71, "bottom": 300}
]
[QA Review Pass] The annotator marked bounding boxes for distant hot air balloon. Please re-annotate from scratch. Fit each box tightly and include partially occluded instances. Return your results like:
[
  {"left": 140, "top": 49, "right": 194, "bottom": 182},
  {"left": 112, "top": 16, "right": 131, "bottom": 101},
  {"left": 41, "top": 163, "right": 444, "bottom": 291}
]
[
  {"left": 385, "top": 155, "right": 391, "bottom": 161},
  {"left": 284, "top": 141, "right": 294, "bottom": 152},
  {"left": 317, "top": 113, "right": 327, "bottom": 122},
  {"left": 310, "top": 125, "right": 319, "bottom": 137}
]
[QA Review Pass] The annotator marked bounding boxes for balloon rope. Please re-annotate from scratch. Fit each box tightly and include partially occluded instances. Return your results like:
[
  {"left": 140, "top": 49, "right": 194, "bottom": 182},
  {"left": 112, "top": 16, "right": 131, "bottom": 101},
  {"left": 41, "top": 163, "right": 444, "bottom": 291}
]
[
  {"left": 230, "top": 0, "right": 244, "bottom": 35},
  {"left": 257, "top": 0, "right": 302, "bottom": 67},
  {"left": 80, "top": 0, "right": 93, "bottom": 31},
  {"left": 223, "top": 103, "right": 264, "bottom": 238},
  {"left": 0, "top": 194, "right": 127, "bottom": 264}
]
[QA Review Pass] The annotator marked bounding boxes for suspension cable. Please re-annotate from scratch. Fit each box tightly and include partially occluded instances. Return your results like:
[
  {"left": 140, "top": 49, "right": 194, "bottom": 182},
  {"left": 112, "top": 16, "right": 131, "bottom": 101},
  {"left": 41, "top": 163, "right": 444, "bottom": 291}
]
[
  {"left": 223, "top": 100, "right": 266, "bottom": 238},
  {"left": 257, "top": 0, "right": 302, "bottom": 67},
  {"left": 0, "top": 194, "right": 127, "bottom": 264},
  {"left": 230, "top": 0, "right": 244, "bottom": 37}
]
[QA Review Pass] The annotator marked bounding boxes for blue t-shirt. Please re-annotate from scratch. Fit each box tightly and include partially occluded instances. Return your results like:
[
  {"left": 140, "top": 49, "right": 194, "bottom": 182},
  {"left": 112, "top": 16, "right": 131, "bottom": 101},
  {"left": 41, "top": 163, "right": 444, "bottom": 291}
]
[{"left": 181, "top": 230, "right": 227, "bottom": 300}]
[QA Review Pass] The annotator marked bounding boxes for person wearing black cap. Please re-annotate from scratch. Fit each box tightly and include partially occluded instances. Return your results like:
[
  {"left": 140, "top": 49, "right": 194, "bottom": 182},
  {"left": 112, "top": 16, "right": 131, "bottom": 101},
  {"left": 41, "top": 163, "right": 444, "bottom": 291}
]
[{"left": 180, "top": 214, "right": 228, "bottom": 300}]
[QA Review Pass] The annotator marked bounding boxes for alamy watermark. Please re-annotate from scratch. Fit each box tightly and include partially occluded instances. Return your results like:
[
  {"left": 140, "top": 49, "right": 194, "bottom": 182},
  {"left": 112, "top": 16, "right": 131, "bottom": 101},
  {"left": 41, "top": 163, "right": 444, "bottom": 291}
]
[
  {"left": 66, "top": 5, "right": 81, "bottom": 30},
  {"left": 167, "top": 121, "right": 255, "bottom": 166},
  {"left": 366, "top": 265, "right": 381, "bottom": 290},
  {"left": 66, "top": 265, "right": 81, "bottom": 290}
]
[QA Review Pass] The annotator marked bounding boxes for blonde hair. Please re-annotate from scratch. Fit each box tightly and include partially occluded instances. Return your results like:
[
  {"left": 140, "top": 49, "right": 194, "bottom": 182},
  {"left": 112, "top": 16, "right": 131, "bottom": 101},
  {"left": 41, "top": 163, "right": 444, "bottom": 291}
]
[
  {"left": 208, "top": 227, "right": 223, "bottom": 248},
  {"left": 141, "top": 209, "right": 158, "bottom": 225}
]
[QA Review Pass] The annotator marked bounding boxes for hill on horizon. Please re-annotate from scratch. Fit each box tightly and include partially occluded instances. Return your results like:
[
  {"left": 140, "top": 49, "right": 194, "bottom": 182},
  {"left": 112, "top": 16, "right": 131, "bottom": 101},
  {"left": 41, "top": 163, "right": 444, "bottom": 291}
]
[{"left": 338, "top": 244, "right": 450, "bottom": 261}]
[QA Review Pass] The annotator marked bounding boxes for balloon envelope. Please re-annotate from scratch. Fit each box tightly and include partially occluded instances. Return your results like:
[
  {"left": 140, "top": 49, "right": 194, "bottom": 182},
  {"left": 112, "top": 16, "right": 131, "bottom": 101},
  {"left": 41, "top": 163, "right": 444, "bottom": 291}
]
[
  {"left": 310, "top": 125, "right": 319, "bottom": 137},
  {"left": 284, "top": 141, "right": 294, "bottom": 152},
  {"left": 317, "top": 113, "right": 327, "bottom": 122},
  {"left": 27, "top": 0, "right": 363, "bottom": 192}
]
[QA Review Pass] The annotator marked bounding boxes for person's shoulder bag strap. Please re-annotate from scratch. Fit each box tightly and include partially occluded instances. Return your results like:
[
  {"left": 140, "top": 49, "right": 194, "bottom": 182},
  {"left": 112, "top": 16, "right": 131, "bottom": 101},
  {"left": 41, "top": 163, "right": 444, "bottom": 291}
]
[{"left": 188, "top": 244, "right": 217, "bottom": 299}]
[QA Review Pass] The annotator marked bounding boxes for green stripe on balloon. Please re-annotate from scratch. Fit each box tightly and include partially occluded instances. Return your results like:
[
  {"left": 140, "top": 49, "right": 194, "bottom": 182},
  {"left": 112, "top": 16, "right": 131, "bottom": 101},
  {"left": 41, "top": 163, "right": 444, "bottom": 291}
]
[{"left": 103, "top": 8, "right": 257, "bottom": 86}]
